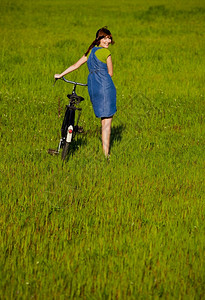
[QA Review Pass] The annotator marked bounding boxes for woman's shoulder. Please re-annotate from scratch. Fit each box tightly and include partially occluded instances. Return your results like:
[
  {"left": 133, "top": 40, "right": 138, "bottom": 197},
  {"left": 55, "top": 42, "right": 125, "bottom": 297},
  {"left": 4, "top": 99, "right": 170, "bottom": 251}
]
[
  {"left": 87, "top": 46, "right": 100, "bottom": 58},
  {"left": 96, "top": 47, "right": 111, "bottom": 55},
  {"left": 95, "top": 47, "right": 111, "bottom": 63}
]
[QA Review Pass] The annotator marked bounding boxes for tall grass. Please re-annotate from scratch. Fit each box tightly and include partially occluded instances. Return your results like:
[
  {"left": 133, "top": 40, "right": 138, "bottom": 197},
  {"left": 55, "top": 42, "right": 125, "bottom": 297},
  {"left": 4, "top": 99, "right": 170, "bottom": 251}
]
[{"left": 0, "top": 0, "right": 204, "bottom": 299}]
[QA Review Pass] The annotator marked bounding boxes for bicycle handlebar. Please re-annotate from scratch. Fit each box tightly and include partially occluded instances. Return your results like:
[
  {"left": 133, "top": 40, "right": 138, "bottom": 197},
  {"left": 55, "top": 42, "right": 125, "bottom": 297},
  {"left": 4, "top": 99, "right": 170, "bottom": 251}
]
[{"left": 60, "top": 76, "right": 87, "bottom": 86}]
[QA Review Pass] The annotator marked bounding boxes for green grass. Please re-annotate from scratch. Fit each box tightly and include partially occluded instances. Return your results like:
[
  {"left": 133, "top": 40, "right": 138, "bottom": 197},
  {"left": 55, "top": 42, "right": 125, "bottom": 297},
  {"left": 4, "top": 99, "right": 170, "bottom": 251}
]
[{"left": 0, "top": 0, "right": 205, "bottom": 299}]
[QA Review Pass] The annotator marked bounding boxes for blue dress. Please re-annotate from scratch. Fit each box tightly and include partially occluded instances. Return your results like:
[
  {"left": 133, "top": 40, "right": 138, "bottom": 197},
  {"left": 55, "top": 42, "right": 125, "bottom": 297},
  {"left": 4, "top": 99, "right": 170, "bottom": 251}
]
[{"left": 87, "top": 47, "right": 117, "bottom": 118}]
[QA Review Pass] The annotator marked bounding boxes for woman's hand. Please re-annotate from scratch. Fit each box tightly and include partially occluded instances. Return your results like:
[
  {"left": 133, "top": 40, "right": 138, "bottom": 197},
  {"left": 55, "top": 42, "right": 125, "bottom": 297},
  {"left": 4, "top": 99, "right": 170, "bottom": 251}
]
[{"left": 54, "top": 74, "right": 63, "bottom": 79}]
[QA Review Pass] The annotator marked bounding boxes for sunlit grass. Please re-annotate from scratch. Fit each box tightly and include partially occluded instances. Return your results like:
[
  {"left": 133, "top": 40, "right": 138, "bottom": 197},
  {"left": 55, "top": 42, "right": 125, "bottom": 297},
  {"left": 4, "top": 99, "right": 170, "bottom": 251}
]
[{"left": 0, "top": 0, "right": 204, "bottom": 299}]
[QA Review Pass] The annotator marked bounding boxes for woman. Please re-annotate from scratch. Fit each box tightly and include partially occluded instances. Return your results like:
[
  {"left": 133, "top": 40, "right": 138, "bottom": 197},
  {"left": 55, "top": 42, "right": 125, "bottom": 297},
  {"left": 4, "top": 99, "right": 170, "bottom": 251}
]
[{"left": 54, "top": 27, "right": 116, "bottom": 157}]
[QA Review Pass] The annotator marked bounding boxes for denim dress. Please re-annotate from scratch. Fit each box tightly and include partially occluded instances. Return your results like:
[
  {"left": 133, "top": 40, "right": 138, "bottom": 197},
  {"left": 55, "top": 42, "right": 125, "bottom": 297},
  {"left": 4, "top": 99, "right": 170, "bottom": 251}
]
[{"left": 87, "top": 47, "right": 117, "bottom": 118}]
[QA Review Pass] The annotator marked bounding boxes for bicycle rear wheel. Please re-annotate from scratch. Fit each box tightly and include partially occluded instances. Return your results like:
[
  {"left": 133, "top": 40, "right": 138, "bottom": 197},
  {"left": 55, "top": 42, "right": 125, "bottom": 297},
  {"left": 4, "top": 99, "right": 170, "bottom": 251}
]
[
  {"left": 61, "top": 109, "right": 75, "bottom": 161},
  {"left": 61, "top": 141, "right": 70, "bottom": 160}
]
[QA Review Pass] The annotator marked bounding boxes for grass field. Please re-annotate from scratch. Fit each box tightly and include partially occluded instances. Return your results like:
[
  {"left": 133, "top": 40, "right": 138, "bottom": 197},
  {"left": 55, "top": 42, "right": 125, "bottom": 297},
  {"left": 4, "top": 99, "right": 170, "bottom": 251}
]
[{"left": 0, "top": 0, "right": 205, "bottom": 299}]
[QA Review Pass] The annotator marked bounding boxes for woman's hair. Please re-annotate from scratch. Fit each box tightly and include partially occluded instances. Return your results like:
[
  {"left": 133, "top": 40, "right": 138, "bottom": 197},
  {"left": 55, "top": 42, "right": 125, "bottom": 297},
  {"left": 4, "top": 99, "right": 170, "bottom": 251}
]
[{"left": 85, "top": 26, "right": 114, "bottom": 56}]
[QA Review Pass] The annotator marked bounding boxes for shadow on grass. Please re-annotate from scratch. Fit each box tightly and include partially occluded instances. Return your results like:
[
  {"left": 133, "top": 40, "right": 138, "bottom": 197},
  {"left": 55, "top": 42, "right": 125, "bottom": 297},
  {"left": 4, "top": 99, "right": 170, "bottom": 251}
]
[
  {"left": 64, "top": 136, "right": 87, "bottom": 162},
  {"left": 49, "top": 124, "right": 124, "bottom": 161},
  {"left": 110, "top": 124, "right": 124, "bottom": 151}
]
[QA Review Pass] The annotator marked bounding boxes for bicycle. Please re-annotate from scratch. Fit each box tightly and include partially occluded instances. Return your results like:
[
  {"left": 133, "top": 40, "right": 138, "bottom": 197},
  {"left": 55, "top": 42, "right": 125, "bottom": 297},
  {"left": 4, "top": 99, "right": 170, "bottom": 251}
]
[{"left": 48, "top": 77, "right": 87, "bottom": 160}]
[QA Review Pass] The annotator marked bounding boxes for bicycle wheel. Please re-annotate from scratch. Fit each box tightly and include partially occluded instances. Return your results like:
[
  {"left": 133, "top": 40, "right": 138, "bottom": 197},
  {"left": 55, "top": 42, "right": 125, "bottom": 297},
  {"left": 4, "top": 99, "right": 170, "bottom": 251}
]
[
  {"left": 61, "top": 124, "right": 74, "bottom": 160},
  {"left": 61, "top": 107, "right": 75, "bottom": 161},
  {"left": 61, "top": 141, "right": 70, "bottom": 160},
  {"left": 61, "top": 121, "right": 75, "bottom": 161}
]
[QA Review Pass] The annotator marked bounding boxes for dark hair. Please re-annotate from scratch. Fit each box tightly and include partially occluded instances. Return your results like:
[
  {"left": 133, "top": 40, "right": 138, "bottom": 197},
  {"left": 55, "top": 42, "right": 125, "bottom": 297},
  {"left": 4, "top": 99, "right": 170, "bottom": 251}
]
[{"left": 85, "top": 26, "right": 115, "bottom": 56}]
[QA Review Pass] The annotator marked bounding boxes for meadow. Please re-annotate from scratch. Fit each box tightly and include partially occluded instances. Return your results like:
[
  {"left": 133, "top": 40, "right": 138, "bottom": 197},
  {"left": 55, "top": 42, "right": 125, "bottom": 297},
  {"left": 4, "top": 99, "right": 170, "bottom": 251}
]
[{"left": 0, "top": 0, "right": 204, "bottom": 298}]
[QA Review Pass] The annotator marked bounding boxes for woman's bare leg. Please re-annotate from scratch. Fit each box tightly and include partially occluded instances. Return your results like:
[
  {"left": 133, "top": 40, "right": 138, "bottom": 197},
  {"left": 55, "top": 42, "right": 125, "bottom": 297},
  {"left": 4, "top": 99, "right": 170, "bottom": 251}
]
[{"left": 101, "top": 117, "right": 113, "bottom": 156}]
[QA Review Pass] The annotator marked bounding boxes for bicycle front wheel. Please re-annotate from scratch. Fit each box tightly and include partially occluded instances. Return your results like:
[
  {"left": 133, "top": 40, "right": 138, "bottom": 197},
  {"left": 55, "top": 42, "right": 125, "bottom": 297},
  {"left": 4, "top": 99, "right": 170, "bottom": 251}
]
[{"left": 61, "top": 142, "right": 70, "bottom": 161}]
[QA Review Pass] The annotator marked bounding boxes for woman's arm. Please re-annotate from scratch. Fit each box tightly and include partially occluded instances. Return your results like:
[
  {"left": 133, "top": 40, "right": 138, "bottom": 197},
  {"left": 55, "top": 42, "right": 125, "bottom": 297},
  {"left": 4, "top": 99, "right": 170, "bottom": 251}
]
[
  {"left": 107, "top": 55, "right": 113, "bottom": 77},
  {"left": 54, "top": 55, "right": 88, "bottom": 79}
]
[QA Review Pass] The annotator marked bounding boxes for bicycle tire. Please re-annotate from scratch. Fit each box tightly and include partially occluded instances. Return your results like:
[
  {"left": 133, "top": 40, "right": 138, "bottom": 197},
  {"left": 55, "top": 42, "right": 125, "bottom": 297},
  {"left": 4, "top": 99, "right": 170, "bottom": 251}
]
[{"left": 61, "top": 141, "right": 70, "bottom": 160}]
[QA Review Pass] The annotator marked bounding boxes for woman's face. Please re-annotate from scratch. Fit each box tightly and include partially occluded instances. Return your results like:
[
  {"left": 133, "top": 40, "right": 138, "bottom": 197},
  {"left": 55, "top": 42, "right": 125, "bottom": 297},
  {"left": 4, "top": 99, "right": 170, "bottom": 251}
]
[{"left": 99, "top": 36, "right": 112, "bottom": 48}]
